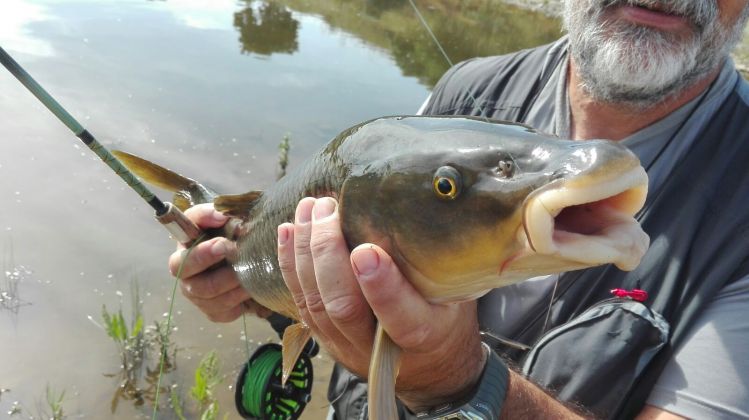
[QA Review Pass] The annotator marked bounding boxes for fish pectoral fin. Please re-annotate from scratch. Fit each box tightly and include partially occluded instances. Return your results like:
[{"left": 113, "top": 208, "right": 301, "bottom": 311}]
[
  {"left": 281, "top": 323, "right": 312, "bottom": 386},
  {"left": 214, "top": 191, "right": 263, "bottom": 218},
  {"left": 367, "top": 324, "right": 402, "bottom": 420},
  {"left": 111, "top": 150, "right": 203, "bottom": 211}
]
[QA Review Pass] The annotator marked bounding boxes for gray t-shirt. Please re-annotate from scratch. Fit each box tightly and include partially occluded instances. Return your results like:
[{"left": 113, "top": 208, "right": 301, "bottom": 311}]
[{"left": 427, "top": 38, "right": 749, "bottom": 418}]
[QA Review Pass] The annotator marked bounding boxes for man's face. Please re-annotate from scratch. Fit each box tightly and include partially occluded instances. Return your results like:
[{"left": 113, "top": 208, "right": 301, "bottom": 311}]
[{"left": 564, "top": 0, "right": 749, "bottom": 108}]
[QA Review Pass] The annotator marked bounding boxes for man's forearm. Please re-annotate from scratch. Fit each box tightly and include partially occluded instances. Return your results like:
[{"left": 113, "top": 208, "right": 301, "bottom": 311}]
[{"left": 500, "top": 370, "right": 589, "bottom": 420}]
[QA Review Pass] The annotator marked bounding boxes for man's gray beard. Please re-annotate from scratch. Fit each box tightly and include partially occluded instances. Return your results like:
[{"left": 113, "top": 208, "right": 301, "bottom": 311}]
[{"left": 564, "top": 0, "right": 749, "bottom": 109}]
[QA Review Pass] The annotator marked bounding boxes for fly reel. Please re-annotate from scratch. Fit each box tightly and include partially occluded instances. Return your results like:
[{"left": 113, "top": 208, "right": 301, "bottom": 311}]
[{"left": 235, "top": 343, "right": 314, "bottom": 420}]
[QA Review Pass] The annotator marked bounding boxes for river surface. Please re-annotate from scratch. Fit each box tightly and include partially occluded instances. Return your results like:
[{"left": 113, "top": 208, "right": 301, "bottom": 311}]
[{"left": 0, "top": 1, "right": 559, "bottom": 418}]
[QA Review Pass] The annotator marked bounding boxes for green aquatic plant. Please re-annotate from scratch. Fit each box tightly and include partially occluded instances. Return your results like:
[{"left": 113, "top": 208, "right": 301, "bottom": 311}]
[
  {"left": 164, "top": 351, "right": 229, "bottom": 420},
  {"left": 277, "top": 133, "right": 291, "bottom": 180},
  {"left": 191, "top": 350, "right": 226, "bottom": 420},
  {"left": 1, "top": 385, "right": 66, "bottom": 419},
  {"left": 169, "top": 386, "right": 187, "bottom": 420},
  {"left": 8, "top": 401, "right": 21, "bottom": 416},
  {"left": 100, "top": 280, "right": 177, "bottom": 414},
  {"left": 44, "top": 385, "right": 66, "bottom": 420},
  {"left": 1, "top": 240, "right": 32, "bottom": 318},
  {"left": 101, "top": 283, "right": 146, "bottom": 383}
]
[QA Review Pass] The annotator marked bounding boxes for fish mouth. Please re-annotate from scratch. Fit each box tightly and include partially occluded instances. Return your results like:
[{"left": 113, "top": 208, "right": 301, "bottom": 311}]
[{"left": 522, "top": 166, "right": 650, "bottom": 271}]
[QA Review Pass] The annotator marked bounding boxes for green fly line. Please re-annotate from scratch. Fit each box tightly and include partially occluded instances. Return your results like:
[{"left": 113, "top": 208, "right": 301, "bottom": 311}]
[
  {"left": 243, "top": 349, "right": 283, "bottom": 417},
  {"left": 149, "top": 235, "right": 253, "bottom": 419},
  {"left": 241, "top": 347, "right": 309, "bottom": 419},
  {"left": 151, "top": 233, "right": 206, "bottom": 420}
]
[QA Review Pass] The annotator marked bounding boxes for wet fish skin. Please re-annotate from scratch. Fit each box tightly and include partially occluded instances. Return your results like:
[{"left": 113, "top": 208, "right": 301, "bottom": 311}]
[{"left": 114, "top": 115, "right": 650, "bottom": 420}]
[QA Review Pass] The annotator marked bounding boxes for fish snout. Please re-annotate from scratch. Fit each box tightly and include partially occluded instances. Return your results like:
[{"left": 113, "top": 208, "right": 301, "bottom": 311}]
[{"left": 521, "top": 140, "right": 650, "bottom": 271}]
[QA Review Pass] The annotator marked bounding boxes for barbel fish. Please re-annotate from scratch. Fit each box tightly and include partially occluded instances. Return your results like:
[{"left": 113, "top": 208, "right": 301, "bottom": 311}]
[{"left": 114, "top": 115, "right": 650, "bottom": 420}]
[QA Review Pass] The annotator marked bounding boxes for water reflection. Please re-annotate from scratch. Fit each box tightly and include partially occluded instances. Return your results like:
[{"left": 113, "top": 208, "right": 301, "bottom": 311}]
[
  {"left": 0, "top": 1, "right": 560, "bottom": 418},
  {"left": 364, "top": 0, "right": 405, "bottom": 17},
  {"left": 275, "top": 0, "right": 561, "bottom": 87},
  {"left": 234, "top": 1, "right": 299, "bottom": 56}
]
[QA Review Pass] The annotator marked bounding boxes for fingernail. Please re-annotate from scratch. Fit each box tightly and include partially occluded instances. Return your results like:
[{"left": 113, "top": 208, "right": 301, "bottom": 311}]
[
  {"left": 295, "top": 198, "right": 314, "bottom": 224},
  {"left": 278, "top": 224, "right": 289, "bottom": 245},
  {"left": 313, "top": 197, "right": 337, "bottom": 222},
  {"left": 211, "top": 239, "right": 227, "bottom": 256},
  {"left": 212, "top": 211, "right": 228, "bottom": 223},
  {"left": 352, "top": 246, "right": 380, "bottom": 276}
]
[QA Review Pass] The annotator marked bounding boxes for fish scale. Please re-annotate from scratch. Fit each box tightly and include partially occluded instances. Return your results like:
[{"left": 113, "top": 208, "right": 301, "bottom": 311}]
[{"left": 234, "top": 153, "right": 352, "bottom": 321}]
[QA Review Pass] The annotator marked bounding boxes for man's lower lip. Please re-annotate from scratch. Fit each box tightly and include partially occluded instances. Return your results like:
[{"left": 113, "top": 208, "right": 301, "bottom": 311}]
[{"left": 615, "top": 4, "right": 689, "bottom": 30}]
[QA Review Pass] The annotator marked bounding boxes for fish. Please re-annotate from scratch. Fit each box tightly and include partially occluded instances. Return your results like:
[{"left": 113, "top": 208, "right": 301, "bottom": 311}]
[{"left": 113, "top": 115, "right": 650, "bottom": 420}]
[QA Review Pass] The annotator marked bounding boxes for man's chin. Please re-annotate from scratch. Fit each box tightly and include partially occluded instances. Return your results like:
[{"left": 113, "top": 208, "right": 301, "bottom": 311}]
[{"left": 576, "top": 50, "right": 698, "bottom": 109}]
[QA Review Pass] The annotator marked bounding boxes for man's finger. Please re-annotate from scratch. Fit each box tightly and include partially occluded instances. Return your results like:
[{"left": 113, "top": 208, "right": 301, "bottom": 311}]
[
  {"left": 292, "top": 198, "right": 351, "bottom": 347},
  {"left": 351, "top": 244, "right": 441, "bottom": 351},
  {"left": 180, "top": 265, "right": 243, "bottom": 299},
  {"left": 185, "top": 285, "right": 251, "bottom": 322},
  {"left": 183, "top": 285, "right": 250, "bottom": 310},
  {"left": 168, "top": 237, "right": 232, "bottom": 278},
  {"left": 311, "top": 198, "right": 376, "bottom": 352},
  {"left": 278, "top": 222, "right": 315, "bottom": 327},
  {"left": 183, "top": 203, "right": 229, "bottom": 229},
  {"left": 205, "top": 303, "right": 248, "bottom": 323},
  {"left": 292, "top": 198, "right": 323, "bottom": 327}
]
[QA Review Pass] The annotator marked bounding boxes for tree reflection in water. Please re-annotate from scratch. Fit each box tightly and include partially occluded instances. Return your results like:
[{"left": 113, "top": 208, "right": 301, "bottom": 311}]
[{"left": 234, "top": 1, "right": 300, "bottom": 56}]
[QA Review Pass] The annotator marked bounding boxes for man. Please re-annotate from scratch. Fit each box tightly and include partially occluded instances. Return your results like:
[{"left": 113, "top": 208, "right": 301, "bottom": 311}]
[{"left": 170, "top": 0, "right": 749, "bottom": 418}]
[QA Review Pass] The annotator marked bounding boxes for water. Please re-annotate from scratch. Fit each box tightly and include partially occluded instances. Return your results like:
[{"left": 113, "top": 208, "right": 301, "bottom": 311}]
[{"left": 0, "top": 0, "right": 559, "bottom": 418}]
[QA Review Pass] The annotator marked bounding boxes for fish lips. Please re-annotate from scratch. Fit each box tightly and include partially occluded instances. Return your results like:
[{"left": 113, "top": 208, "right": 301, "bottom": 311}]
[{"left": 521, "top": 166, "right": 650, "bottom": 271}]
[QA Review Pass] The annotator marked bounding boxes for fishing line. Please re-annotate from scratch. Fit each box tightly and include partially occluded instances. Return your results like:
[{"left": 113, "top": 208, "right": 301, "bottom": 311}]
[
  {"left": 406, "top": 0, "right": 492, "bottom": 121},
  {"left": 407, "top": 0, "right": 454, "bottom": 68},
  {"left": 242, "top": 312, "right": 251, "bottom": 366},
  {"left": 151, "top": 233, "right": 206, "bottom": 420}
]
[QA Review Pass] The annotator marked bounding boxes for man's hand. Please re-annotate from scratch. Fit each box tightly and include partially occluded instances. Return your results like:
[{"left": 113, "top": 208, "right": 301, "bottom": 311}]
[
  {"left": 167, "top": 203, "right": 271, "bottom": 322},
  {"left": 278, "top": 197, "right": 486, "bottom": 411}
]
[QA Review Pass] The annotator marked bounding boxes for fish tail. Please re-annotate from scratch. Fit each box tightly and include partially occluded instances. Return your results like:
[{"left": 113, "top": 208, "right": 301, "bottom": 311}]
[{"left": 368, "top": 324, "right": 402, "bottom": 420}]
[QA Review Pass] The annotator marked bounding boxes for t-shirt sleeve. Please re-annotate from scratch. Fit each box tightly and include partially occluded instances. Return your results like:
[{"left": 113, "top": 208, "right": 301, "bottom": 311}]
[{"left": 647, "top": 275, "right": 749, "bottom": 419}]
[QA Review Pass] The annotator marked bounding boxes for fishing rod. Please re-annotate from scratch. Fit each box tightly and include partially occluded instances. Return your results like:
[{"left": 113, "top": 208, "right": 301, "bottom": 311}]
[
  {"left": 0, "top": 46, "right": 201, "bottom": 245},
  {"left": 0, "top": 45, "right": 316, "bottom": 420}
]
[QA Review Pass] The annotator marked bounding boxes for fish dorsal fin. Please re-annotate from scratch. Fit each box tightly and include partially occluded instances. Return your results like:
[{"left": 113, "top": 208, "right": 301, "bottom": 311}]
[
  {"left": 368, "top": 324, "right": 402, "bottom": 420},
  {"left": 214, "top": 191, "right": 263, "bottom": 218},
  {"left": 281, "top": 323, "right": 312, "bottom": 386},
  {"left": 112, "top": 150, "right": 196, "bottom": 192},
  {"left": 112, "top": 150, "right": 215, "bottom": 209}
]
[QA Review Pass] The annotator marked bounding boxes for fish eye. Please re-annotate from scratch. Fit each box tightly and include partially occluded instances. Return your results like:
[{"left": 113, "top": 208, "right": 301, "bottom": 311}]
[{"left": 433, "top": 166, "right": 462, "bottom": 200}]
